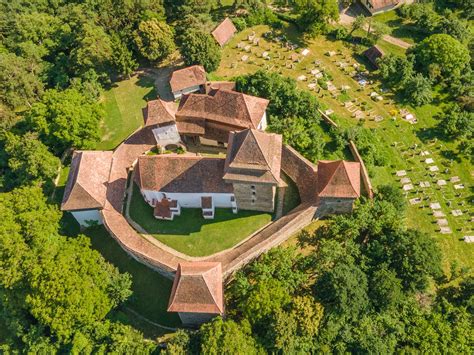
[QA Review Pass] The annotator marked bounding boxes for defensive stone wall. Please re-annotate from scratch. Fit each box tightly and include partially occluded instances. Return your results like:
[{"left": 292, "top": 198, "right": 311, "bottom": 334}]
[{"left": 349, "top": 140, "right": 374, "bottom": 199}]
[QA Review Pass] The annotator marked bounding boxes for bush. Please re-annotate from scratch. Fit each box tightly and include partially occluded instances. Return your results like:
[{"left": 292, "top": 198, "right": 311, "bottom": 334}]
[
  {"left": 232, "top": 17, "right": 247, "bottom": 31},
  {"left": 332, "top": 27, "right": 349, "bottom": 40}
]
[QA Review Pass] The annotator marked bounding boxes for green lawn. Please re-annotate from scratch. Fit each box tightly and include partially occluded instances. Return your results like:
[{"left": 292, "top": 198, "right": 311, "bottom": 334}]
[
  {"left": 214, "top": 24, "right": 474, "bottom": 273},
  {"left": 97, "top": 74, "right": 156, "bottom": 150},
  {"left": 129, "top": 184, "right": 273, "bottom": 256},
  {"left": 372, "top": 10, "right": 426, "bottom": 45}
]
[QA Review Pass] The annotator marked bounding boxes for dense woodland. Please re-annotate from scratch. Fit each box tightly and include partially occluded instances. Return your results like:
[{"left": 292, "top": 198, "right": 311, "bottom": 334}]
[{"left": 0, "top": 0, "right": 472, "bottom": 353}]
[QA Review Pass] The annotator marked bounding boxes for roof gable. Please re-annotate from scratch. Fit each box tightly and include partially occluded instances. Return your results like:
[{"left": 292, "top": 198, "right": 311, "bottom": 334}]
[
  {"left": 317, "top": 160, "right": 361, "bottom": 198},
  {"left": 212, "top": 17, "right": 237, "bottom": 46},
  {"left": 170, "top": 65, "right": 207, "bottom": 93},
  {"left": 168, "top": 262, "right": 224, "bottom": 314},
  {"left": 144, "top": 99, "right": 176, "bottom": 126},
  {"left": 224, "top": 129, "right": 282, "bottom": 184},
  {"left": 176, "top": 89, "right": 269, "bottom": 129},
  {"left": 61, "top": 151, "right": 113, "bottom": 211}
]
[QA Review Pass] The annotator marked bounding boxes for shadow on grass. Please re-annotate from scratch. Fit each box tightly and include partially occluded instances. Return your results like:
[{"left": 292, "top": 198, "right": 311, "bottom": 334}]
[{"left": 129, "top": 184, "right": 271, "bottom": 235}]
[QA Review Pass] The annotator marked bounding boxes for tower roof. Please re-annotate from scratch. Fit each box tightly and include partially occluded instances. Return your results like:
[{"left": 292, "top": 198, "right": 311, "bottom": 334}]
[
  {"left": 168, "top": 262, "right": 224, "bottom": 314},
  {"left": 223, "top": 129, "right": 282, "bottom": 185},
  {"left": 317, "top": 160, "right": 361, "bottom": 198}
]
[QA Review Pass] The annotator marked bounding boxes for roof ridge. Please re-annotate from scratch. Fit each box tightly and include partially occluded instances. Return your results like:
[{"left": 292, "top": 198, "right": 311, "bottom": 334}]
[
  {"left": 251, "top": 130, "right": 277, "bottom": 176},
  {"left": 342, "top": 161, "right": 359, "bottom": 195},
  {"left": 202, "top": 268, "right": 222, "bottom": 313}
]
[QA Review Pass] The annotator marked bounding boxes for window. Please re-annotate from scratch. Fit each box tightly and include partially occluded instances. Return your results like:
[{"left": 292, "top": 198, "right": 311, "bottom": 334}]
[
  {"left": 250, "top": 185, "right": 256, "bottom": 190},
  {"left": 252, "top": 191, "right": 256, "bottom": 196}
]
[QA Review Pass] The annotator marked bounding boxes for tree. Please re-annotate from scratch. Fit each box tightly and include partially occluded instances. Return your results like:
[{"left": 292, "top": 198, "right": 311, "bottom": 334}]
[
  {"left": 411, "top": 34, "right": 470, "bottom": 82},
  {"left": 25, "top": 88, "right": 103, "bottom": 153},
  {"left": 366, "top": 229, "right": 443, "bottom": 292},
  {"left": 110, "top": 33, "right": 138, "bottom": 78},
  {"left": 179, "top": 29, "right": 221, "bottom": 72},
  {"left": 294, "top": 0, "right": 339, "bottom": 36},
  {"left": 0, "top": 52, "right": 44, "bottom": 109},
  {"left": 437, "top": 104, "right": 474, "bottom": 139},
  {"left": 349, "top": 15, "right": 366, "bottom": 36},
  {"left": 1, "top": 132, "right": 59, "bottom": 189},
  {"left": 199, "top": 317, "right": 261, "bottom": 355},
  {"left": 270, "top": 296, "right": 323, "bottom": 353},
  {"left": 316, "top": 262, "right": 369, "bottom": 318},
  {"left": 369, "top": 22, "right": 389, "bottom": 44},
  {"left": 401, "top": 73, "right": 433, "bottom": 106},
  {"left": 438, "top": 14, "right": 472, "bottom": 43},
  {"left": 377, "top": 54, "right": 414, "bottom": 89},
  {"left": 0, "top": 186, "right": 137, "bottom": 350},
  {"left": 369, "top": 266, "right": 403, "bottom": 311},
  {"left": 134, "top": 19, "right": 175, "bottom": 62},
  {"left": 70, "top": 23, "right": 113, "bottom": 76},
  {"left": 375, "top": 184, "right": 406, "bottom": 214}
]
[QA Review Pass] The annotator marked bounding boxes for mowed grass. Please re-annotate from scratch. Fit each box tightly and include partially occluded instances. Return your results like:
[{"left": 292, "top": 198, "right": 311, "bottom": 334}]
[
  {"left": 129, "top": 184, "right": 272, "bottom": 257},
  {"left": 215, "top": 24, "right": 474, "bottom": 272},
  {"left": 97, "top": 74, "right": 156, "bottom": 150}
]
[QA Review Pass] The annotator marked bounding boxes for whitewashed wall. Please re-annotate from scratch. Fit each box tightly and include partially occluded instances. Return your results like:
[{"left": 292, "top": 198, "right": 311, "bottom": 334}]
[
  {"left": 71, "top": 209, "right": 103, "bottom": 227},
  {"left": 257, "top": 112, "right": 267, "bottom": 131},
  {"left": 173, "top": 85, "right": 201, "bottom": 100},
  {"left": 141, "top": 189, "right": 233, "bottom": 208}
]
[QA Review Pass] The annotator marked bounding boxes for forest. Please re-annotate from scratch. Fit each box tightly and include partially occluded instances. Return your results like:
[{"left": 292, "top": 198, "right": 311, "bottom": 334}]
[{"left": 0, "top": 0, "right": 472, "bottom": 353}]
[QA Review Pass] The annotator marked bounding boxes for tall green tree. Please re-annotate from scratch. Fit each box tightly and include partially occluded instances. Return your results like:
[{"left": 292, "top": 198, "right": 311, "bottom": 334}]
[
  {"left": 200, "top": 317, "right": 261, "bottom": 355},
  {"left": 411, "top": 34, "right": 470, "bottom": 82},
  {"left": 294, "top": 0, "right": 339, "bottom": 36},
  {"left": 134, "top": 19, "right": 175, "bottom": 62},
  {"left": 401, "top": 73, "right": 433, "bottom": 106},
  {"left": 0, "top": 52, "right": 44, "bottom": 109},
  {"left": 179, "top": 29, "right": 221, "bottom": 72},
  {"left": 1, "top": 132, "right": 59, "bottom": 189},
  {"left": 26, "top": 88, "right": 103, "bottom": 153}
]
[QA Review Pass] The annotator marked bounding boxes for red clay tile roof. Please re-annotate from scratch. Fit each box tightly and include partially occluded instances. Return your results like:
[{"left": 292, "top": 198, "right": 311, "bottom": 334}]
[
  {"left": 363, "top": 45, "right": 384, "bottom": 67},
  {"left": 175, "top": 120, "right": 206, "bottom": 135},
  {"left": 135, "top": 155, "right": 233, "bottom": 194},
  {"left": 154, "top": 199, "right": 174, "bottom": 219},
  {"left": 317, "top": 160, "right": 361, "bottom": 198},
  {"left": 61, "top": 151, "right": 113, "bottom": 211},
  {"left": 205, "top": 81, "right": 236, "bottom": 94},
  {"left": 224, "top": 129, "right": 282, "bottom": 185},
  {"left": 170, "top": 65, "right": 206, "bottom": 93},
  {"left": 201, "top": 196, "right": 213, "bottom": 209},
  {"left": 168, "top": 262, "right": 223, "bottom": 314},
  {"left": 212, "top": 18, "right": 237, "bottom": 46},
  {"left": 176, "top": 89, "right": 269, "bottom": 130},
  {"left": 367, "top": 0, "right": 399, "bottom": 10},
  {"left": 144, "top": 99, "right": 177, "bottom": 127}
]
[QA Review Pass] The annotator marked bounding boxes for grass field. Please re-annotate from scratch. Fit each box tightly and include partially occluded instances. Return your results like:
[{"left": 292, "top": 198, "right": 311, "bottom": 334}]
[
  {"left": 97, "top": 74, "right": 156, "bottom": 150},
  {"left": 129, "top": 184, "right": 273, "bottom": 257},
  {"left": 215, "top": 24, "right": 474, "bottom": 273}
]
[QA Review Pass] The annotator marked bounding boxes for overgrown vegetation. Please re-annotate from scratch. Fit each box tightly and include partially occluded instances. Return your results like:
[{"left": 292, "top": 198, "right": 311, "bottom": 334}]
[{"left": 165, "top": 190, "right": 473, "bottom": 353}]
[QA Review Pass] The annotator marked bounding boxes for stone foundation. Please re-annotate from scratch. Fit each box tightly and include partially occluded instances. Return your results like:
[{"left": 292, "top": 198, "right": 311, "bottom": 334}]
[{"left": 317, "top": 197, "right": 355, "bottom": 216}]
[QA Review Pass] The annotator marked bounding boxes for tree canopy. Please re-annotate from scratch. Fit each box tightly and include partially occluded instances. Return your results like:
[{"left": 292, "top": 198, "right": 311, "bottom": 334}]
[{"left": 179, "top": 29, "right": 222, "bottom": 72}]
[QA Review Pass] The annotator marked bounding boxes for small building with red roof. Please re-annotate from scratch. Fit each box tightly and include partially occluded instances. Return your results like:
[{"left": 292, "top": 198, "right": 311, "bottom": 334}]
[
  {"left": 211, "top": 17, "right": 237, "bottom": 47},
  {"left": 360, "top": 0, "right": 400, "bottom": 15},
  {"left": 168, "top": 262, "right": 224, "bottom": 326},
  {"left": 316, "top": 160, "right": 361, "bottom": 214},
  {"left": 170, "top": 65, "right": 207, "bottom": 100}
]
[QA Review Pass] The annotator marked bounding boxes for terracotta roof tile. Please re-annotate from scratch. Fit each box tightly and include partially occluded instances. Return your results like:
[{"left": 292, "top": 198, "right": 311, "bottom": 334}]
[
  {"left": 61, "top": 151, "right": 113, "bottom": 211},
  {"left": 175, "top": 120, "right": 205, "bottom": 135},
  {"left": 367, "top": 0, "right": 399, "bottom": 10},
  {"left": 201, "top": 196, "right": 212, "bottom": 209},
  {"left": 224, "top": 129, "right": 282, "bottom": 184},
  {"left": 135, "top": 155, "right": 233, "bottom": 194},
  {"left": 154, "top": 199, "right": 176, "bottom": 218},
  {"left": 144, "top": 99, "right": 177, "bottom": 127},
  {"left": 168, "top": 262, "right": 224, "bottom": 314},
  {"left": 317, "top": 160, "right": 361, "bottom": 198},
  {"left": 170, "top": 65, "right": 207, "bottom": 93},
  {"left": 363, "top": 45, "right": 384, "bottom": 67},
  {"left": 176, "top": 89, "right": 269, "bottom": 130},
  {"left": 211, "top": 18, "right": 237, "bottom": 46},
  {"left": 205, "top": 81, "right": 236, "bottom": 94}
]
